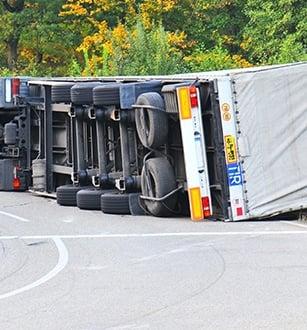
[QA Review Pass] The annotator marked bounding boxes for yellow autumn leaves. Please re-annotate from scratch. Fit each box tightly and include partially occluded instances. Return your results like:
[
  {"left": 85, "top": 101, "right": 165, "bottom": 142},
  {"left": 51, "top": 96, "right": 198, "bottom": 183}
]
[
  {"left": 61, "top": 0, "right": 183, "bottom": 53},
  {"left": 59, "top": 0, "right": 189, "bottom": 75}
]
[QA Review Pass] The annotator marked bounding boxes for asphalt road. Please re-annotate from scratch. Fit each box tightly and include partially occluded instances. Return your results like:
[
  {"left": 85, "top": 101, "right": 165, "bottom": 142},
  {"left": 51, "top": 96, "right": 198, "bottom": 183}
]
[{"left": 1, "top": 192, "right": 307, "bottom": 329}]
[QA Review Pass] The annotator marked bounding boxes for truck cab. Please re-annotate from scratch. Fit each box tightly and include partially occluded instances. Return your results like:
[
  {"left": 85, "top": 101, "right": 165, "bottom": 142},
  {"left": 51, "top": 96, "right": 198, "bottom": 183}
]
[{"left": 0, "top": 77, "right": 31, "bottom": 191}]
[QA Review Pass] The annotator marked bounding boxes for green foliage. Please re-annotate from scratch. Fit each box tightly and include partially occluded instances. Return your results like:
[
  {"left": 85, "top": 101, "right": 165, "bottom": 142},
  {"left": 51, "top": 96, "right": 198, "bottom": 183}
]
[
  {"left": 0, "top": 67, "right": 13, "bottom": 76},
  {"left": 0, "top": 0, "right": 79, "bottom": 74},
  {"left": 242, "top": 0, "right": 307, "bottom": 64},
  {"left": 101, "top": 45, "right": 111, "bottom": 76},
  {"left": 84, "top": 20, "right": 184, "bottom": 76},
  {"left": 68, "top": 58, "right": 83, "bottom": 76},
  {"left": 273, "top": 34, "right": 307, "bottom": 63},
  {"left": 121, "top": 21, "right": 183, "bottom": 75},
  {"left": 184, "top": 41, "right": 252, "bottom": 72},
  {"left": 185, "top": 46, "right": 238, "bottom": 72},
  {"left": 0, "top": 0, "right": 306, "bottom": 76}
]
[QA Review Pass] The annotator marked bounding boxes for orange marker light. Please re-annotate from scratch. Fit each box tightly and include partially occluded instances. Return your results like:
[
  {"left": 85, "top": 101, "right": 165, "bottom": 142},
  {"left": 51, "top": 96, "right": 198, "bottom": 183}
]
[
  {"left": 178, "top": 87, "right": 192, "bottom": 120},
  {"left": 188, "top": 187, "right": 204, "bottom": 221}
]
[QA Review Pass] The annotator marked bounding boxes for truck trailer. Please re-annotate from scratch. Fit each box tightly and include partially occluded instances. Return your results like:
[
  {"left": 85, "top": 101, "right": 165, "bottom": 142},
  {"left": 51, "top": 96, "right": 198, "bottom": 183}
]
[{"left": 0, "top": 62, "right": 306, "bottom": 221}]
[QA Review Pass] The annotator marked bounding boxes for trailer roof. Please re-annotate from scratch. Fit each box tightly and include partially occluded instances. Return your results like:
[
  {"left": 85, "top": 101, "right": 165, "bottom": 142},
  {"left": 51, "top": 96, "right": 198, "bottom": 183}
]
[
  {"left": 27, "top": 62, "right": 307, "bottom": 85},
  {"left": 173, "top": 62, "right": 307, "bottom": 79}
]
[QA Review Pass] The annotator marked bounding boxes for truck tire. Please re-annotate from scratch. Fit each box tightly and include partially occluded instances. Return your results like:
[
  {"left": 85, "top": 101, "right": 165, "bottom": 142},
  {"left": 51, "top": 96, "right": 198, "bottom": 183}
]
[
  {"left": 71, "top": 82, "right": 102, "bottom": 105},
  {"left": 77, "top": 188, "right": 115, "bottom": 210},
  {"left": 135, "top": 92, "right": 168, "bottom": 149},
  {"left": 0, "top": 124, "right": 4, "bottom": 139},
  {"left": 56, "top": 184, "right": 87, "bottom": 206},
  {"left": 129, "top": 193, "right": 146, "bottom": 216},
  {"left": 51, "top": 83, "right": 75, "bottom": 103},
  {"left": 141, "top": 157, "right": 177, "bottom": 217},
  {"left": 101, "top": 193, "right": 131, "bottom": 215},
  {"left": 93, "top": 84, "right": 121, "bottom": 106}
]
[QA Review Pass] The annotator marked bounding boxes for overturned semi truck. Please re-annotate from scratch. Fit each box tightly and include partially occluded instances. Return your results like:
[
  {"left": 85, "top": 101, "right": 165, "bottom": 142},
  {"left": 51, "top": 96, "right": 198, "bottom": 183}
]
[{"left": 0, "top": 62, "right": 306, "bottom": 221}]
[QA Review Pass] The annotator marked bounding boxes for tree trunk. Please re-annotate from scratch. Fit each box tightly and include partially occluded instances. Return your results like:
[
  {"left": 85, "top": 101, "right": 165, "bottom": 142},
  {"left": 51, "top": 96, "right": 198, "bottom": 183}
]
[
  {"left": 2, "top": 0, "right": 25, "bottom": 13},
  {"left": 7, "top": 37, "right": 19, "bottom": 71},
  {"left": 36, "top": 52, "right": 43, "bottom": 64}
]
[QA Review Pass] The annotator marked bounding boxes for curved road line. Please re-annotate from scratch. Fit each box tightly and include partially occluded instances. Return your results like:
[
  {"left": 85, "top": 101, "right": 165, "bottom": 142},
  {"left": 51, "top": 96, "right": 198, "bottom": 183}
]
[
  {"left": 0, "top": 211, "right": 30, "bottom": 222},
  {"left": 0, "top": 237, "right": 69, "bottom": 300}
]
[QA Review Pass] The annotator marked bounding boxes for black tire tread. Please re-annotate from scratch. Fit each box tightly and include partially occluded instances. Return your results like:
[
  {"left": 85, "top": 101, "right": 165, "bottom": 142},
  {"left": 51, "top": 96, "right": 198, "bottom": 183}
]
[
  {"left": 71, "top": 82, "right": 102, "bottom": 105},
  {"left": 93, "top": 84, "right": 121, "bottom": 106},
  {"left": 141, "top": 157, "right": 177, "bottom": 216},
  {"left": 101, "top": 193, "right": 131, "bottom": 215},
  {"left": 77, "top": 189, "right": 103, "bottom": 210},
  {"left": 135, "top": 92, "right": 168, "bottom": 149},
  {"left": 129, "top": 193, "right": 146, "bottom": 216},
  {"left": 56, "top": 184, "right": 86, "bottom": 206},
  {"left": 51, "top": 83, "right": 75, "bottom": 103}
]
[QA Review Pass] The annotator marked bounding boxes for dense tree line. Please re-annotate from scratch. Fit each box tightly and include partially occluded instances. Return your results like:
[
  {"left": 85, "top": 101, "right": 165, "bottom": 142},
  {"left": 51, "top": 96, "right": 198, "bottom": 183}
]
[{"left": 0, "top": 0, "right": 306, "bottom": 76}]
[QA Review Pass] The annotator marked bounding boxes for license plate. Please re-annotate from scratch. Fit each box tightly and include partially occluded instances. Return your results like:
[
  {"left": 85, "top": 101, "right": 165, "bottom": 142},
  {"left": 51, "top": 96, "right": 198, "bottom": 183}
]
[{"left": 225, "top": 135, "right": 237, "bottom": 164}]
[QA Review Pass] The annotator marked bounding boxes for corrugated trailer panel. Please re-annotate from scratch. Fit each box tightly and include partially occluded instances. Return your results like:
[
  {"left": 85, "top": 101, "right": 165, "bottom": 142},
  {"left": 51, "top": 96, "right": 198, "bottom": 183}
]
[{"left": 233, "top": 63, "right": 307, "bottom": 218}]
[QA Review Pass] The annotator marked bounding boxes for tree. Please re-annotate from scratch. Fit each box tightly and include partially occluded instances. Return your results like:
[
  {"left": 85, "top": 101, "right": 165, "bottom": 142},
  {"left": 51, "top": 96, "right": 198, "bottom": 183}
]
[
  {"left": 60, "top": 0, "right": 186, "bottom": 75},
  {"left": 0, "top": 0, "right": 26, "bottom": 69},
  {"left": 0, "top": 0, "right": 75, "bottom": 74},
  {"left": 114, "top": 20, "right": 184, "bottom": 75},
  {"left": 1, "top": 0, "right": 25, "bottom": 12},
  {"left": 242, "top": 0, "right": 307, "bottom": 64},
  {"left": 1, "top": 0, "right": 305, "bottom": 75},
  {"left": 20, "top": 0, "right": 78, "bottom": 75}
]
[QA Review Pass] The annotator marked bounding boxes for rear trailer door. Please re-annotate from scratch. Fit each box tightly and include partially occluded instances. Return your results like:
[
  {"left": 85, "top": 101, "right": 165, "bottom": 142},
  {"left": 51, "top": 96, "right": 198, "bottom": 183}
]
[
  {"left": 176, "top": 85, "right": 212, "bottom": 221},
  {"left": 217, "top": 77, "right": 247, "bottom": 221}
]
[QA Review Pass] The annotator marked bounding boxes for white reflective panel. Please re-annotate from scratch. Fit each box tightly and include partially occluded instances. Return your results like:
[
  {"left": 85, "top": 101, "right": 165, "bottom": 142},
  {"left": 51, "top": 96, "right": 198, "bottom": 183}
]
[{"left": 5, "top": 79, "right": 12, "bottom": 103}]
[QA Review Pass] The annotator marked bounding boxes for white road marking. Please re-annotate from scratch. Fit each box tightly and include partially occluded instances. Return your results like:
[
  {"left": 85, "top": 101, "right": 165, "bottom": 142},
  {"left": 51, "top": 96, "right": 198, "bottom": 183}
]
[
  {"left": 62, "top": 219, "right": 74, "bottom": 223},
  {"left": 0, "top": 237, "right": 68, "bottom": 300},
  {"left": 0, "top": 211, "right": 30, "bottom": 222},
  {"left": 107, "top": 324, "right": 150, "bottom": 330},
  {"left": 85, "top": 265, "right": 107, "bottom": 270},
  {"left": 0, "top": 230, "right": 307, "bottom": 240}
]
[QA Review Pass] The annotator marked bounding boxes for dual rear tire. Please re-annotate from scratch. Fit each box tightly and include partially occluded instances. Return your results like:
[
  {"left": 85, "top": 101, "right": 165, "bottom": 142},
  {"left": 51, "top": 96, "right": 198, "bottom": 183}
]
[{"left": 135, "top": 93, "right": 178, "bottom": 217}]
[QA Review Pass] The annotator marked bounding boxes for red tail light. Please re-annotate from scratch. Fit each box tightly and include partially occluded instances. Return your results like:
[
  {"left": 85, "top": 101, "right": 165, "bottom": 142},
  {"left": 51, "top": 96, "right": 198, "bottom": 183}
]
[
  {"left": 236, "top": 207, "right": 243, "bottom": 217},
  {"left": 189, "top": 86, "right": 198, "bottom": 108},
  {"left": 202, "top": 196, "right": 211, "bottom": 218},
  {"left": 13, "top": 177, "right": 21, "bottom": 190},
  {"left": 12, "top": 78, "right": 20, "bottom": 97}
]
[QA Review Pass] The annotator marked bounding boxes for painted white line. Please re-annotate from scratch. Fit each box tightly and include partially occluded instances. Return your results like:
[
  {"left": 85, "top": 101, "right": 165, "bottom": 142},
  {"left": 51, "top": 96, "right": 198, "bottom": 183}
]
[
  {"left": 0, "top": 211, "right": 30, "bottom": 223},
  {"left": 1, "top": 230, "right": 307, "bottom": 241},
  {"left": 0, "top": 237, "right": 68, "bottom": 300},
  {"left": 282, "top": 221, "right": 307, "bottom": 229}
]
